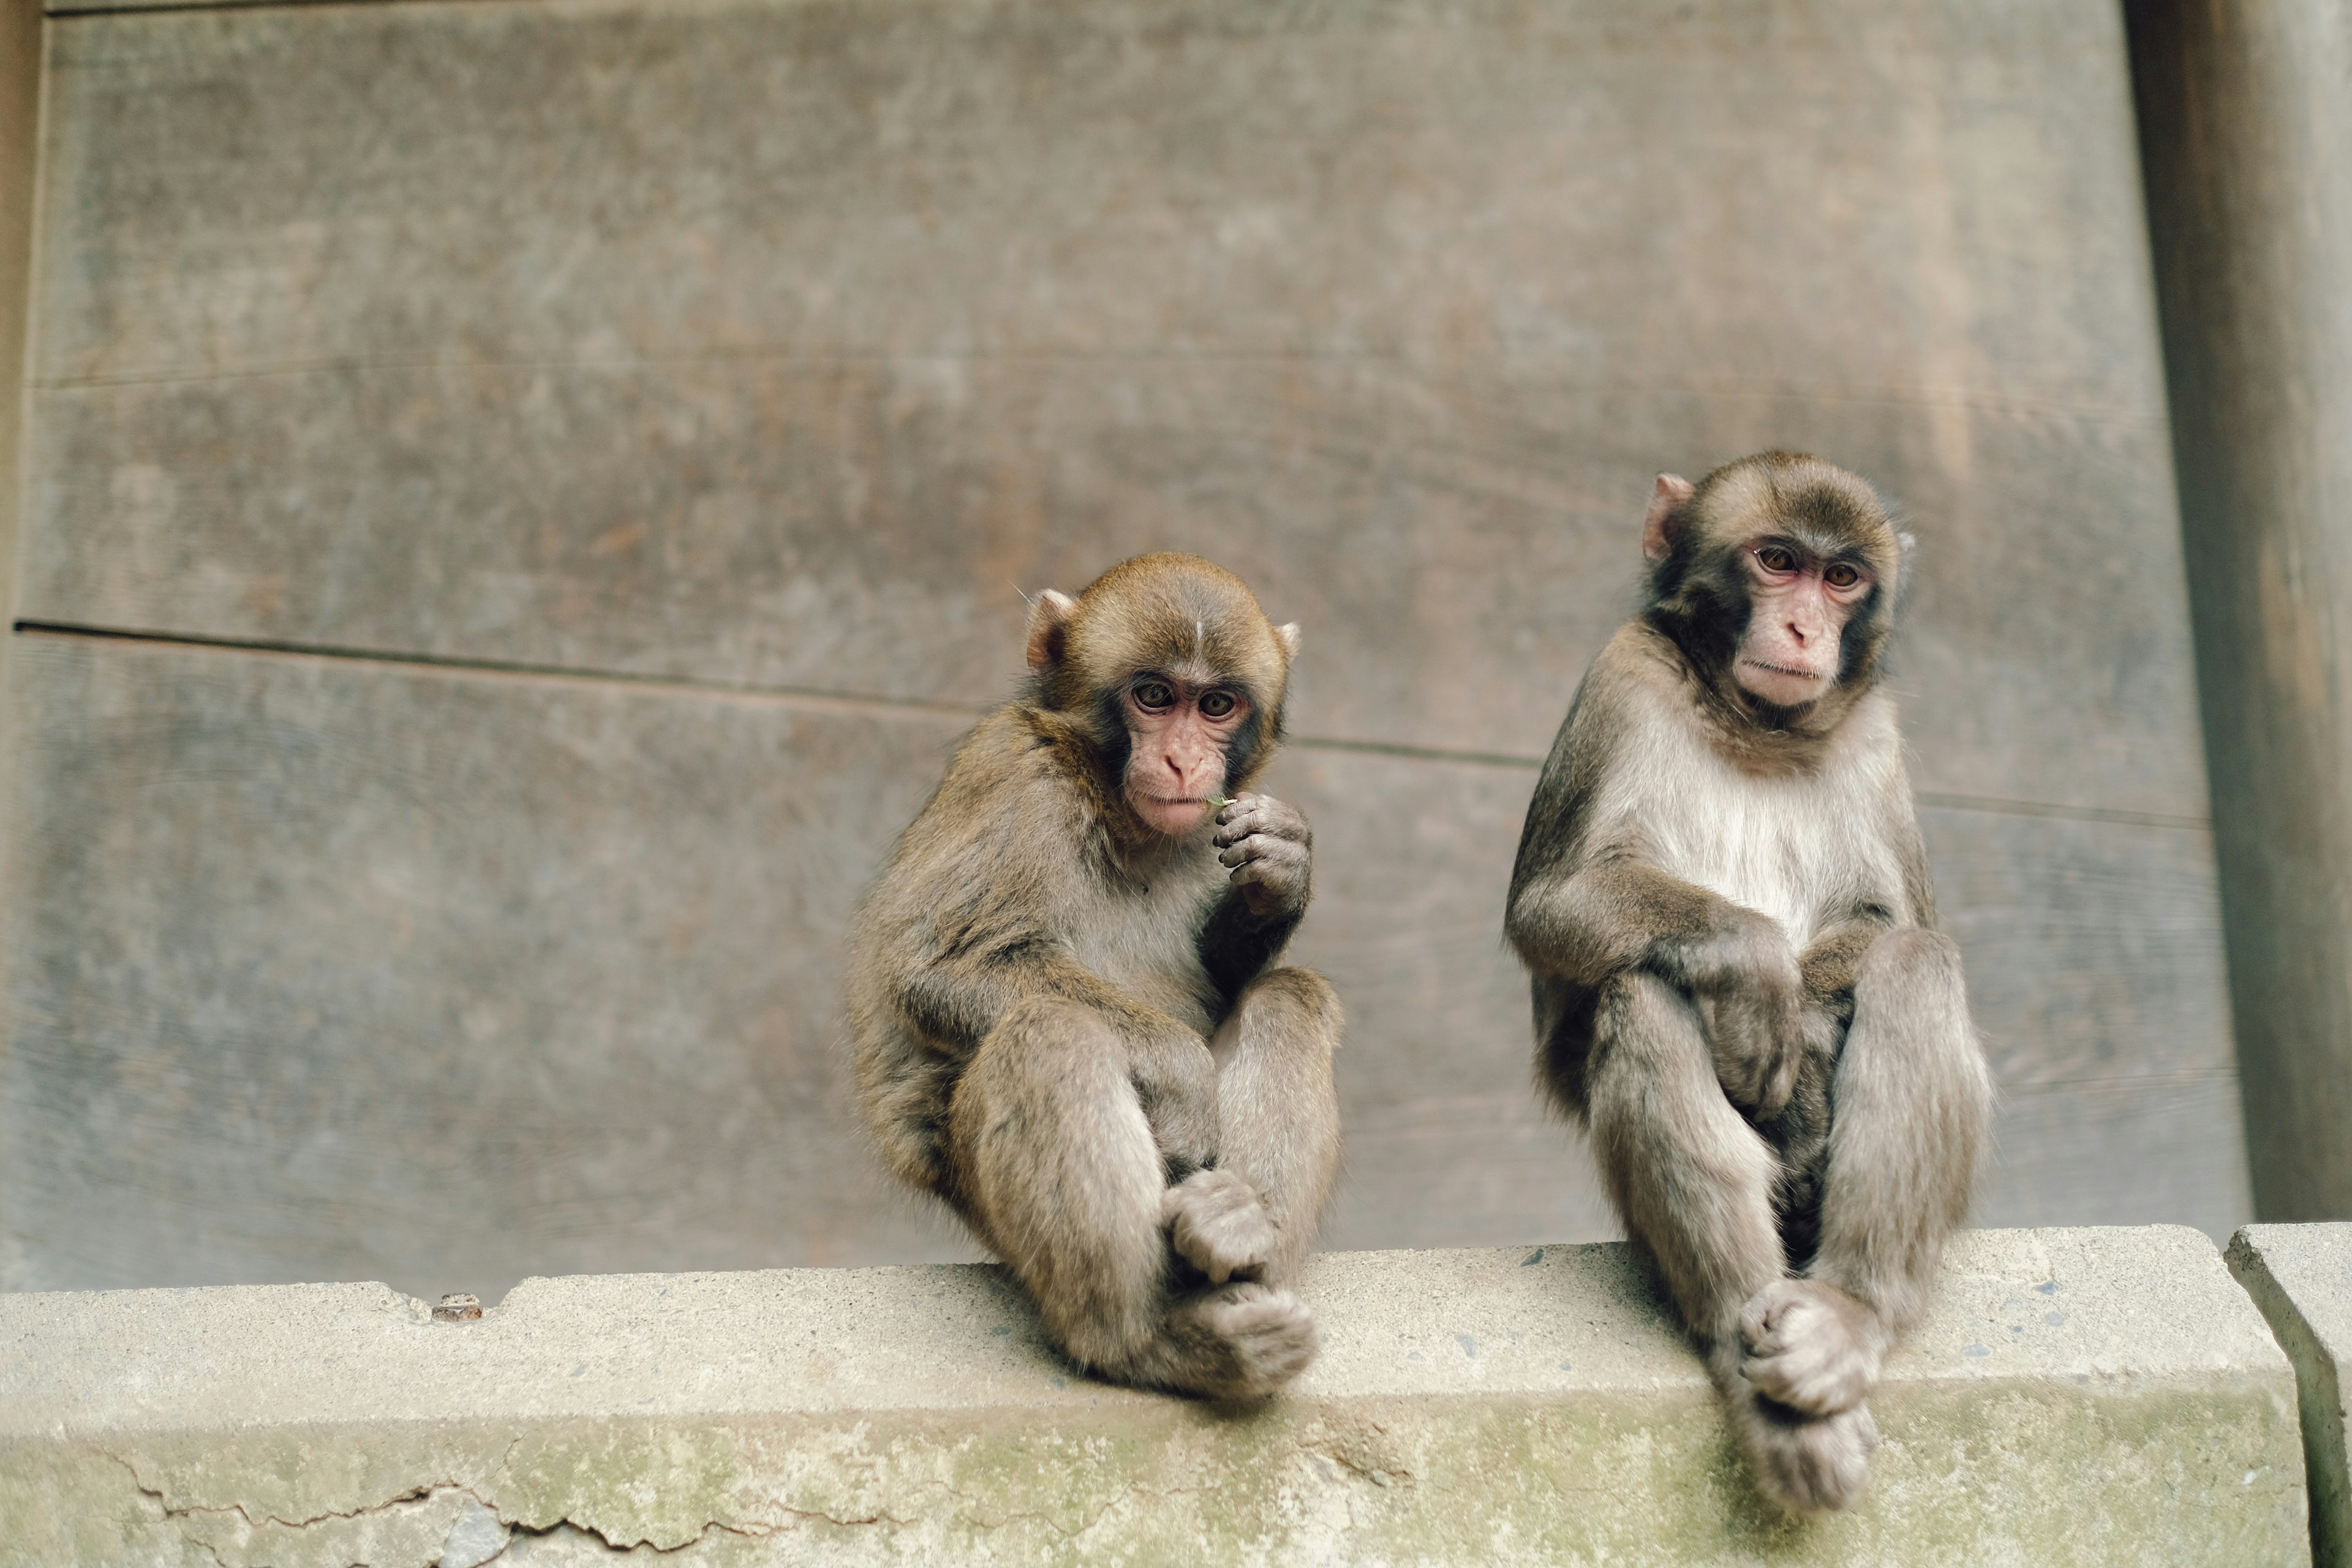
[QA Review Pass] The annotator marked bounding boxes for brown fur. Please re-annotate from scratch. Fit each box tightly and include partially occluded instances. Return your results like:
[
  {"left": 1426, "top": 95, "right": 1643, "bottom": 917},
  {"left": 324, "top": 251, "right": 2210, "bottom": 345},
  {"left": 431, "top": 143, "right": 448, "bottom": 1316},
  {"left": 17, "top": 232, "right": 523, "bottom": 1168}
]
[
  {"left": 850, "top": 552, "right": 1341, "bottom": 1400},
  {"left": 1506, "top": 454, "right": 1991, "bottom": 1513}
]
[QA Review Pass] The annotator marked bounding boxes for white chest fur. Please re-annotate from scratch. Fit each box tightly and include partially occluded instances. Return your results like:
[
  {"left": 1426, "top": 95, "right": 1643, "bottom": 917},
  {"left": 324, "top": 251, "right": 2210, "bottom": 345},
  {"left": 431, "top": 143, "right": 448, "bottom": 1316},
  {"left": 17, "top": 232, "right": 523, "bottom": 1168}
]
[
  {"left": 1065, "top": 841, "right": 1226, "bottom": 1034},
  {"left": 1600, "top": 696, "right": 1909, "bottom": 949}
]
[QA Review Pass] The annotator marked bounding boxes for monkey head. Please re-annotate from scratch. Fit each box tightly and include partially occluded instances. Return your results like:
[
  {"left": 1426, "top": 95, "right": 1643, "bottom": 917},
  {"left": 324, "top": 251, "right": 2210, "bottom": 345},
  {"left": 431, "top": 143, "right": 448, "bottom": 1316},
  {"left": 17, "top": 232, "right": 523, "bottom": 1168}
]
[
  {"left": 1640, "top": 452, "right": 1905, "bottom": 733},
  {"left": 1023, "top": 552, "right": 1300, "bottom": 838}
]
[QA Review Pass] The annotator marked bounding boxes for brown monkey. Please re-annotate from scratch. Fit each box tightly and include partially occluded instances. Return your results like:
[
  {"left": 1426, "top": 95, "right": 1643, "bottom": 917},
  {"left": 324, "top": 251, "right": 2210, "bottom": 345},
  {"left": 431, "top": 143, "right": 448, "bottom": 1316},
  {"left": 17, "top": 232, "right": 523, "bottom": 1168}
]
[
  {"left": 1506, "top": 453, "right": 1992, "bottom": 1513},
  {"left": 850, "top": 552, "right": 1343, "bottom": 1400}
]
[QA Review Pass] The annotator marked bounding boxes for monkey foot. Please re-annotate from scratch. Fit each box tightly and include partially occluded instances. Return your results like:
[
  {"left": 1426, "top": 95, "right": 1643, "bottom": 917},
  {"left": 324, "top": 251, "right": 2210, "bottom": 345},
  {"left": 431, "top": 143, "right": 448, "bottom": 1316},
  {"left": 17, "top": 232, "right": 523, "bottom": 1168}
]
[
  {"left": 1163, "top": 1167, "right": 1277, "bottom": 1284},
  {"left": 1737, "top": 1278, "right": 1887, "bottom": 1416},
  {"left": 1145, "top": 1282, "right": 1319, "bottom": 1400},
  {"left": 1728, "top": 1391, "right": 1880, "bottom": 1515}
]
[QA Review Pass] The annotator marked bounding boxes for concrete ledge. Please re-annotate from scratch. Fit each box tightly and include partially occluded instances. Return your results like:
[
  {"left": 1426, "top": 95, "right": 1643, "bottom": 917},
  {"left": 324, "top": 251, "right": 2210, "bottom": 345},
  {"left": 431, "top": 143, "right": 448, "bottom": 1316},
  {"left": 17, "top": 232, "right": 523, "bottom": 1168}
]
[
  {"left": 0, "top": 1227, "right": 2308, "bottom": 1566},
  {"left": 2231, "top": 1224, "right": 2352, "bottom": 1567}
]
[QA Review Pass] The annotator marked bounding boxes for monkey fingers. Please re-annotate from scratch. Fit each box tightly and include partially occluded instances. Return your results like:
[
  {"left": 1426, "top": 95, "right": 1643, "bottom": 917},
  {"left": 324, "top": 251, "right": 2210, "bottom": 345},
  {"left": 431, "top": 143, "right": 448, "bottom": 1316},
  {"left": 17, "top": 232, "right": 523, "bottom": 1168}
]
[
  {"left": 1162, "top": 1167, "right": 1278, "bottom": 1284},
  {"left": 1695, "top": 988, "right": 1803, "bottom": 1115},
  {"left": 1736, "top": 1278, "right": 1887, "bottom": 1416},
  {"left": 1214, "top": 794, "right": 1309, "bottom": 849}
]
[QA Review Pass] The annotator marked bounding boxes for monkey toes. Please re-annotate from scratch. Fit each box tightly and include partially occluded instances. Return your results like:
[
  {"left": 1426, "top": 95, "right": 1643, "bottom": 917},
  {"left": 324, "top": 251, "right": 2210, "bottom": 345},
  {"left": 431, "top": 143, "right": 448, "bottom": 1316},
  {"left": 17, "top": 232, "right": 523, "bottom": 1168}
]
[
  {"left": 1738, "top": 1278, "right": 1887, "bottom": 1416},
  {"left": 1730, "top": 1393, "right": 1880, "bottom": 1515},
  {"left": 1163, "top": 1167, "right": 1278, "bottom": 1284},
  {"left": 1180, "top": 1282, "right": 1319, "bottom": 1400}
]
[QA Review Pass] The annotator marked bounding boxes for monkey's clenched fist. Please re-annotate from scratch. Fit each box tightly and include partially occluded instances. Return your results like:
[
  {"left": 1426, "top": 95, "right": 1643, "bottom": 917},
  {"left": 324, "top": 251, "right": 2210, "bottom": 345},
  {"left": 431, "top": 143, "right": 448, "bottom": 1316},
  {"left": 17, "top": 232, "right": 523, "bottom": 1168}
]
[
  {"left": 1164, "top": 1166, "right": 1278, "bottom": 1284},
  {"left": 1667, "top": 911, "right": 1804, "bottom": 1114},
  {"left": 1213, "top": 793, "right": 1312, "bottom": 918}
]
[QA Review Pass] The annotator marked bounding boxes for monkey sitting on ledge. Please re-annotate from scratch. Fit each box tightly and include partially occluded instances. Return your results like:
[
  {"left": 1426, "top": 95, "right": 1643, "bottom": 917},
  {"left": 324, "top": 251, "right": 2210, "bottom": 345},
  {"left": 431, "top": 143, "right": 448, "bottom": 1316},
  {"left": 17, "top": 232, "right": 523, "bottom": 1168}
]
[
  {"left": 1506, "top": 453, "right": 1992, "bottom": 1513},
  {"left": 850, "top": 552, "right": 1342, "bottom": 1401}
]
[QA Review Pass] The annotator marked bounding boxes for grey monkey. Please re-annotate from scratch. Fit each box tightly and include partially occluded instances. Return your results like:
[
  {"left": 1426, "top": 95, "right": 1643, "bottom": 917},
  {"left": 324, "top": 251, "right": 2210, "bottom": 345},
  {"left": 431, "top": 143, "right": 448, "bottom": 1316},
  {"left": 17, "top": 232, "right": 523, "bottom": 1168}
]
[{"left": 1507, "top": 453, "right": 1992, "bottom": 1512}]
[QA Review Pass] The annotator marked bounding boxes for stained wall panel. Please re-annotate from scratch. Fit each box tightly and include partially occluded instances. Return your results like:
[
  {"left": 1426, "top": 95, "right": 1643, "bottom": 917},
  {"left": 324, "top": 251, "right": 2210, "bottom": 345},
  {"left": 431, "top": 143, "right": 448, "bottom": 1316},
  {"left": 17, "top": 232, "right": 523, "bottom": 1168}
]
[
  {"left": 25, "top": 0, "right": 2204, "bottom": 816},
  {"left": 3, "top": 0, "right": 2249, "bottom": 1291},
  {"left": 0, "top": 635, "right": 2244, "bottom": 1297}
]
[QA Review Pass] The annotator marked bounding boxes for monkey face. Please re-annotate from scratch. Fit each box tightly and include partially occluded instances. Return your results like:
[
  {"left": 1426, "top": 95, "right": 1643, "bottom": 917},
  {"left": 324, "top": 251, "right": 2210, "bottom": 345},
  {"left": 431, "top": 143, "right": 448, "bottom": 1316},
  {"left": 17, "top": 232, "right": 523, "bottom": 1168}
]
[
  {"left": 1642, "top": 453, "right": 1902, "bottom": 730},
  {"left": 1020, "top": 552, "right": 1301, "bottom": 837},
  {"left": 1118, "top": 671, "right": 1253, "bottom": 835},
  {"left": 1731, "top": 541, "right": 1877, "bottom": 707}
]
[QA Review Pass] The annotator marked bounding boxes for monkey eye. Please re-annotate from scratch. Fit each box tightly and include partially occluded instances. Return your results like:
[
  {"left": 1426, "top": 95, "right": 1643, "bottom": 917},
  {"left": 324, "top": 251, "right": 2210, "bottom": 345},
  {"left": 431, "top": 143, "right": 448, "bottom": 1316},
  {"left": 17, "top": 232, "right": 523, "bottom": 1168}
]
[
  {"left": 1199, "top": 689, "right": 1238, "bottom": 720},
  {"left": 1823, "top": 562, "right": 1864, "bottom": 590},
  {"left": 1132, "top": 679, "right": 1175, "bottom": 710},
  {"left": 1754, "top": 545, "right": 1800, "bottom": 575}
]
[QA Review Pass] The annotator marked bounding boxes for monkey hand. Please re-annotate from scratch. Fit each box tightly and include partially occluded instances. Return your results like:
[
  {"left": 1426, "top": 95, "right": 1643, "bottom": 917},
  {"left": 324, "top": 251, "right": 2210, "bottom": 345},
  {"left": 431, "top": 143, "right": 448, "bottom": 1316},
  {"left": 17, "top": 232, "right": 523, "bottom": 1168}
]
[
  {"left": 1129, "top": 1027, "right": 1221, "bottom": 1180},
  {"left": 1214, "top": 793, "right": 1313, "bottom": 919},
  {"left": 1673, "top": 913, "right": 1804, "bottom": 1114},
  {"left": 1739, "top": 1278, "right": 1889, "bottom": 1417},
  {"left": 1163, "top": 1166, "right": 1278, "bottom": 1284}
]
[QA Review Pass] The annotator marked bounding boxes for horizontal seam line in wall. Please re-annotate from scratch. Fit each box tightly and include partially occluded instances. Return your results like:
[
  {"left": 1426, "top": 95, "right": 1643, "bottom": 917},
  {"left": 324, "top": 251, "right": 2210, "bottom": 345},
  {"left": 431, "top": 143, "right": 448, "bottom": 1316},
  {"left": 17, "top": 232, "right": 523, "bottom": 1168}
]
[
  {"left": 12, "top": 620, "right": 2214, "bottom": 829},
  {"left": 48, "top": 0, "right": 465, "bottom": 16},
  {"left": 1992, "top": 1068, "right": 2240, "bottom": 1096},
  {"left": 28, "top": 359, "right": 2165, "bottom": 424},
  {"left": 1912, "top": 791, "right": 2209, "bottom": 831},
  {"left": 10, "top": 620, "right": 990, "bottom": 720}
]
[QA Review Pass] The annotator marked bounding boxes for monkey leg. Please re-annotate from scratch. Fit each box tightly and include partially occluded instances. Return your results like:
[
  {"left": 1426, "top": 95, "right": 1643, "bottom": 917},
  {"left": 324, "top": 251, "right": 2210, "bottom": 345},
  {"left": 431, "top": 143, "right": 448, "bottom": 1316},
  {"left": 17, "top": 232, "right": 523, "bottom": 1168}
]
[
  {"left": 949, "top": 997, "right": 1317, "bottom": 1401},
  {"left": 1170, "top": 967, "right": 1344, "bottom": 1288},
  {"left": 1747, "top": 929, "right": 1992, "bottom": 1415},
  {"left": 1588, "top": 971, "right": 1877, "bottom": 1513},
  {"left": 1587, "top": 971, "right": 1785, "bottom": 1354}
]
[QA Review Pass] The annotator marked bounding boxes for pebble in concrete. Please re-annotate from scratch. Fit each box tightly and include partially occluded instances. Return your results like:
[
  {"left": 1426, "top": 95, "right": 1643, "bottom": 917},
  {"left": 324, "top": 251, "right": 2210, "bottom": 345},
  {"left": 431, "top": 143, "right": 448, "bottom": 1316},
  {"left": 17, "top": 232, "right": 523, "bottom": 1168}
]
[
  {"left": 0, "top": 1227, "right": 2309, "bottom": 1566},
  {"left": 2230, "top": 1223, "right": 2352, "bottom": 1567}
]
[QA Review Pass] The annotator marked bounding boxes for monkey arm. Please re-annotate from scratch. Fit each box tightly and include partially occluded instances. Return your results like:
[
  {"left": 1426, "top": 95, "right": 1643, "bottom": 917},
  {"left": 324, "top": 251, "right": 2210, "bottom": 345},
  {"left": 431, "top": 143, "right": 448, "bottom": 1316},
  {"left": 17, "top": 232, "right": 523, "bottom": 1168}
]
[
  {"left": 1196, "top": 892, "right": 1304, "bottom": 1005},
  {"left": 1507, "top": 856, "right": 1758, "bottom": 989},
  {"left": 899, "top": 933, "right": 1219, "bottom": 1176},
  {"left": 1796, "top": 913, "right": 1898, "bottom": 1028},
  {"left": 898, "top": 937, "right": 1169, "bottom": 1059},
  {"left": 1511, "top": 856, "right": 1807, "bottom": 1113}
]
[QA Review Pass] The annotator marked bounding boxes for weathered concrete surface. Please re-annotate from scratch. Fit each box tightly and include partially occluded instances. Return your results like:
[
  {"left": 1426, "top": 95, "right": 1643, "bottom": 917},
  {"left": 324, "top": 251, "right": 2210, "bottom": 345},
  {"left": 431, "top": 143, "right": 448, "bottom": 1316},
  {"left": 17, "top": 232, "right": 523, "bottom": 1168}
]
[
  {"left": 2127, "top": 1, "right": 2352, "bottom": 1219},
  {"left": 2230, "top": 1224, "right": 2352, "bottom": 1565},
  {"left": 0, "top": 1229, "right": 2310, "bottom": 1567},
  {"left": 0, "top": 635, "right": 2241, "bottom": 1301}
]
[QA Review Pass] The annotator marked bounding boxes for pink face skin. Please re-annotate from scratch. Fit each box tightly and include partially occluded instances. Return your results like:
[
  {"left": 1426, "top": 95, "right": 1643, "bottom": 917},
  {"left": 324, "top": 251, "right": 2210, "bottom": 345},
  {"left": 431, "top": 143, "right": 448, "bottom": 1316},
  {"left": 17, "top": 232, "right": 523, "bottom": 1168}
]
[
  {"left": 1734, "top": 541, "right": 1875, "bottom": 707},
  {"left": 1121, "top": 674, "right": 1251, "bottom": 835}
]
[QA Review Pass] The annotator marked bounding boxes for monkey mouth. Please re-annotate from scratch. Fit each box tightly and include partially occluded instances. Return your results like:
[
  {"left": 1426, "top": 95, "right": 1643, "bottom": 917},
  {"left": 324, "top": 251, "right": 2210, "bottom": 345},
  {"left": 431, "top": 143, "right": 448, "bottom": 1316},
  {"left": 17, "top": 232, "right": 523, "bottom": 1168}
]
[{"left": 1741, "top": 658, "right": 1827, "bottom": 684}]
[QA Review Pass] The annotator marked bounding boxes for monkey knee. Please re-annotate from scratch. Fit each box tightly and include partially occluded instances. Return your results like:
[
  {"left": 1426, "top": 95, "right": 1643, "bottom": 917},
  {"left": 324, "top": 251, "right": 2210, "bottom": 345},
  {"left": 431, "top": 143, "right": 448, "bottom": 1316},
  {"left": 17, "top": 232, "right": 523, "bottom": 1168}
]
[
  {"left": 992, "top": 995, "right": 1125, "bottom": 1058},
  {"left": 1591, "top": 971, "right": 1703, "bottom": 1068},
  {"left": 1239, "top": 968, "right": 1343, "bottom": 1047},
  {"left": 949, "top": 1001, "right": 1142, "bottom": 1174},
  {"left": 1855, "top": 929, "right": 1964, "bottom": 1006}
]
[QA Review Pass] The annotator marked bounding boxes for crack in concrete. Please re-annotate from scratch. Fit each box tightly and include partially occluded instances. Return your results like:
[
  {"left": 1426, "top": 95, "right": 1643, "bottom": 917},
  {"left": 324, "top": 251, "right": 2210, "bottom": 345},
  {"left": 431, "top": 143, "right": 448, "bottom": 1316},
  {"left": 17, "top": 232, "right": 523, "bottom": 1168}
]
[
  {"left": 102, "top": 1447, "right": 484, "bottom": 1532},
  {"left": 102, "top": 1445, "right": 805, "bottom": 1564}
]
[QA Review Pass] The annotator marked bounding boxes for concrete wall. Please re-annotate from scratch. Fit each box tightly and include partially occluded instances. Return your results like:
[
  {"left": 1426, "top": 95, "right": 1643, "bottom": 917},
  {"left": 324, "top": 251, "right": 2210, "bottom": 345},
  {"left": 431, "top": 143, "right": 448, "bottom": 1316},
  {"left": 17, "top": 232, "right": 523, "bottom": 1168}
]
[
  {"left": 0, "top": 0, "right": 2248, "bottom": 1300},
  {"left": 0, "top": 1227, "right": 2320, "bottom": 1567}
]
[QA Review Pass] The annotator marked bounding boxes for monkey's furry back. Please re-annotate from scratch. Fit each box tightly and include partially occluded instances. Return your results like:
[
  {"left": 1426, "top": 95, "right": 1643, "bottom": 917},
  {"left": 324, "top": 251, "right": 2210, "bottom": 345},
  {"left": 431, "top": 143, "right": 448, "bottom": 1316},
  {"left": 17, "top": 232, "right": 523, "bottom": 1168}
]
[{"left": 847, "top": 701, "right": 1120, "bottom": 1197}]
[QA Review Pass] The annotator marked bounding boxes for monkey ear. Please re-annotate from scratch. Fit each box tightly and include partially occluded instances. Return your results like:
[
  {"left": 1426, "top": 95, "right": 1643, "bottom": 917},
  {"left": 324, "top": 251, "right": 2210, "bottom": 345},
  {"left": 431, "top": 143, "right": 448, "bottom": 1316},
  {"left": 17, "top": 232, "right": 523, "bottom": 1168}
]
[
  {"left": 1642, "top": 473, "right": 1696, "bottom": 563},
  {"left": 1024, "top": 589, "right": 1078, "bottom": 675},
  {"left": 1275, "top": 622, "right": 1303, "bottom": 660}
]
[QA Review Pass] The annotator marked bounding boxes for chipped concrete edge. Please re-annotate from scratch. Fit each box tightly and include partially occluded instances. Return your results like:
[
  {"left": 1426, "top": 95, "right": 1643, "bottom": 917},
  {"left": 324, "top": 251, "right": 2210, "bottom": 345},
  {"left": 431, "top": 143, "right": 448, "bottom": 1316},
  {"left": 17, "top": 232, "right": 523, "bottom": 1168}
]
[
  {"left": 0, "top": 1227, "right": 2326, "bottom": 1567},
  {"left": 2230, "top": 1226, "right": 2351, "bottom": 1568}
]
